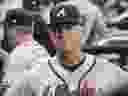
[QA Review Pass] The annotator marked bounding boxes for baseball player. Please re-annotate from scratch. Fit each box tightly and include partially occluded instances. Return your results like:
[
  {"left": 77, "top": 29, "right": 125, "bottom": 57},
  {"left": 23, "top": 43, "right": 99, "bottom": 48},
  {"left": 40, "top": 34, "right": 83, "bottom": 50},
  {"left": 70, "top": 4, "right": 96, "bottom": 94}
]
[{"left": 3, "top": 0, "right": 128, "bottom": 96}]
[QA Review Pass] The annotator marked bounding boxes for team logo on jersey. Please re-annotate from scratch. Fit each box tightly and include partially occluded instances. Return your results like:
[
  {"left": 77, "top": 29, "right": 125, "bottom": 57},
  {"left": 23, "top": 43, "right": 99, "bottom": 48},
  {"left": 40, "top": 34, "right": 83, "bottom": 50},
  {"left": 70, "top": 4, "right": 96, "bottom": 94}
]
[{"left": 80, "top": 80, "right": 96, "bottom": 96}]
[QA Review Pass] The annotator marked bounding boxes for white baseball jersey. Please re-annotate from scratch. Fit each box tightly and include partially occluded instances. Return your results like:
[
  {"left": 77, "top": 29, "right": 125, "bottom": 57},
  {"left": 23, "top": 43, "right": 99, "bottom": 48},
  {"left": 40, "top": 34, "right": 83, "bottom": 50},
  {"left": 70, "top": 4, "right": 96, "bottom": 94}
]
[
  {"left": 37, "top": 54, "right": 128, "bottom": 96},
  {"left": 3, "top": 40, "right": 49, "bottom": 96},
  {"left": 3, "top": 41, "right": 128, "bottom": 96}
]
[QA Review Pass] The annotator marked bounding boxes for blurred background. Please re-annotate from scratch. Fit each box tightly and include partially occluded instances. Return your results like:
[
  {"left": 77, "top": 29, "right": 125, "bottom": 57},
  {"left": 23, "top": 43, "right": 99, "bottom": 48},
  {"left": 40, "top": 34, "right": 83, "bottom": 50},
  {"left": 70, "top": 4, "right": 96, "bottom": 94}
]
[{"left": 0, "top": 0, "right": 128, "bottom": 95}]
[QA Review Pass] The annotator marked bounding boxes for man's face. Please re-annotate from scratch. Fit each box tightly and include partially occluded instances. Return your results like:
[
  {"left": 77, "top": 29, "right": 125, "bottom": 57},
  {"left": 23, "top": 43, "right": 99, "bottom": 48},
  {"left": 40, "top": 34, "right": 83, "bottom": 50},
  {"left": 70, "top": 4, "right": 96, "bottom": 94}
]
[
  {"left": 49, "top": 25, "right": 86, "bottom": 65},
  {"left": 63, "top": 31, "right": 80, "bottom": 64}
]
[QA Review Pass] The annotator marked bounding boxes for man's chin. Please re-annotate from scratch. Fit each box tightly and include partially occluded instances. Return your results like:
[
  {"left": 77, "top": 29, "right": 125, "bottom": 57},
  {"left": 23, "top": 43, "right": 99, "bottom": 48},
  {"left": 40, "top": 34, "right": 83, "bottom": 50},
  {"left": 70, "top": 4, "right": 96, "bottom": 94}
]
[{"left": 63, "top": 55, "right": 80, "bottom": 65}]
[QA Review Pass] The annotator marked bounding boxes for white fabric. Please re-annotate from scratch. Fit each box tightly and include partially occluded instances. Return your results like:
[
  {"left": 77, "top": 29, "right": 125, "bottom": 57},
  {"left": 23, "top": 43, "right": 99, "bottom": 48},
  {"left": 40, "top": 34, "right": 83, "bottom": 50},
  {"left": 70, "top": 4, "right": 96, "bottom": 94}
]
[
  {"left": 26, "top": 52, "right": 128, "bottom": 95},
  {"left": 48, "top": 53, "right": 95, "bottom": 91},
  {"left": 3, "top": 40, "right": 49, "bottom": 87},
  {"left": 3, "top": 43, "right": 128, "bottom": 96}
]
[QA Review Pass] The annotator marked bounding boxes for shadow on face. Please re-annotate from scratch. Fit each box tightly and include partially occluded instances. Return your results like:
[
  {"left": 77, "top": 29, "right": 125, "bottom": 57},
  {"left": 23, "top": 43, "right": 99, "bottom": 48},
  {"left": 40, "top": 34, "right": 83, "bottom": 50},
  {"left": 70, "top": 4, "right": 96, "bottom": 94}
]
[
  {"left": 49, "top": 24, "right": 85, "bottom": 64},
  {"left": 48, "top": 31, "right": 81, "bottom": 65}
]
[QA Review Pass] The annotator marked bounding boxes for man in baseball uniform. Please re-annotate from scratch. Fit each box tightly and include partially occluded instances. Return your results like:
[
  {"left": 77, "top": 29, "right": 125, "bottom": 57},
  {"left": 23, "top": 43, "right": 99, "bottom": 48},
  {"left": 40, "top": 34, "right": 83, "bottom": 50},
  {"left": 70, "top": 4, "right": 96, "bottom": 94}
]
[{"left": 3, "top": 0, "right": 128, "bottom": 96}]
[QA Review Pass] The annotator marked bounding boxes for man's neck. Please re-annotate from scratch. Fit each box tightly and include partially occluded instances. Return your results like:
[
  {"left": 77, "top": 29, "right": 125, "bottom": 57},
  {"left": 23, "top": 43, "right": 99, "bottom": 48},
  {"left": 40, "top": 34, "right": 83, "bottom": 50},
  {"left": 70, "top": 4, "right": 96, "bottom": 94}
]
[
  {"left": 56, "top": 51, "right": 86, "bottom": 64},
  {"left": 56, "top": 52, "right": 86, "bottom": 72}
]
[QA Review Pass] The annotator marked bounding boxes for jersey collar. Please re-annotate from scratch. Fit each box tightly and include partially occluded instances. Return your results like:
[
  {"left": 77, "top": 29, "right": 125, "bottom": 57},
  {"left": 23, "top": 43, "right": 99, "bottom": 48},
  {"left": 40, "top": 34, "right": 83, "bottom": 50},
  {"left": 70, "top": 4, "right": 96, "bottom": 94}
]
[{"left": 48, "top": 53, "right": 96, "bottom": 91}]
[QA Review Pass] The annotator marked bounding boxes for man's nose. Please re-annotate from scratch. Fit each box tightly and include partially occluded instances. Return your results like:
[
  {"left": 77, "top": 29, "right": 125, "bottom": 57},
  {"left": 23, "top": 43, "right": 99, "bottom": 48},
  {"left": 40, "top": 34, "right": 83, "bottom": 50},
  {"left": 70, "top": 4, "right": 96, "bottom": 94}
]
[{"left": 64, "top": 39, "right": 72, "bottom": 51}]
